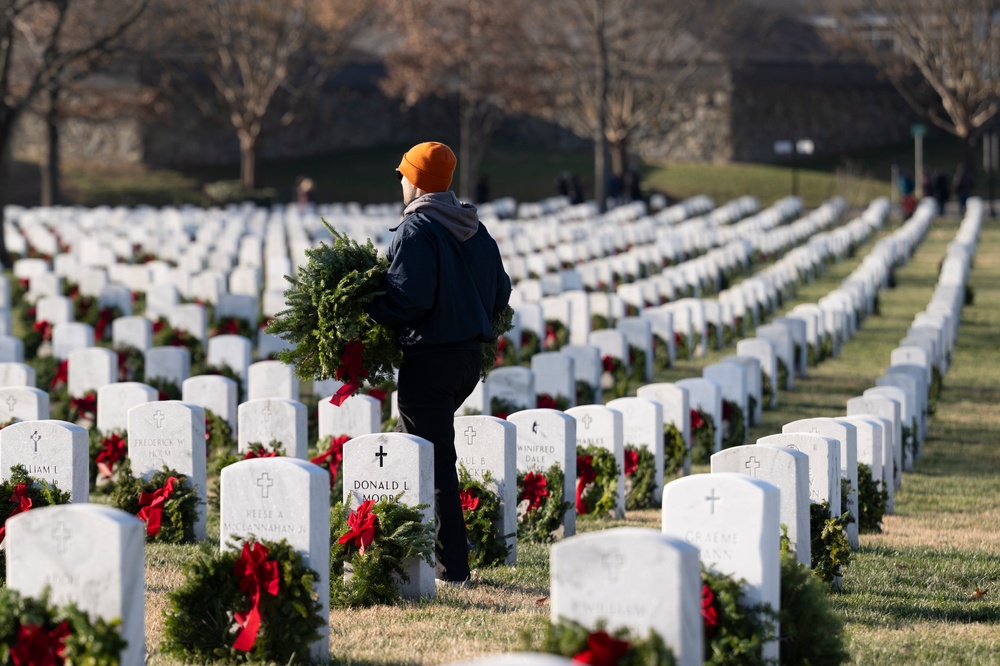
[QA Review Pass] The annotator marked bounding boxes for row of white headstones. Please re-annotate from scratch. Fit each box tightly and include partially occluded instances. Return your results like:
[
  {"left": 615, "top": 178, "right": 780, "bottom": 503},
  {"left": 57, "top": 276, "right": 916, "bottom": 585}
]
[{"left": 0, "top": 195, "right": 973, "bottom": 665}]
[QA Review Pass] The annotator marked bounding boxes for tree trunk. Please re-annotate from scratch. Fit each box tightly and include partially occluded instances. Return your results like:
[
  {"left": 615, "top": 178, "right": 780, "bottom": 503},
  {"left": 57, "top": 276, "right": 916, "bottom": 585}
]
[
  {"left": 610, "top": 138, "right": 628, "bottom": 181},
  {"left": 0, "top": 108, "right": 16, "bottom": 269},
  {"left": 239, "top": 132, "right": 258, "bottom": 190},
  {"left": 594, "top": 0, "right": 608, "bottom": 213},
  {"left": 41, "top": 86, "right": 61, "bottom": 207},
  {"left": 459, "top": 96, "right": 473, "bottom": 201}
]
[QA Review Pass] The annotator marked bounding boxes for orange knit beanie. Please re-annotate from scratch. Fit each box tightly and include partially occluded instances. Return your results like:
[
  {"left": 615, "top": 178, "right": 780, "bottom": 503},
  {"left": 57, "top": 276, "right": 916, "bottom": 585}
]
[{"left": 398, "top": 142, "right": 457, "bottom": 192}]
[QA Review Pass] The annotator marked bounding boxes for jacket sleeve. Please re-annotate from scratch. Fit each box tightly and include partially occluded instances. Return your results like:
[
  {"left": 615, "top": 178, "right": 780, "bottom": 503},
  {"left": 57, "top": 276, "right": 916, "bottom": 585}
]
[
  {"left": 493, "top": 256, "right": 512, "bottom": 321},
  {"left": 365, "top": 222, "right": 438, "bottom": 326}
]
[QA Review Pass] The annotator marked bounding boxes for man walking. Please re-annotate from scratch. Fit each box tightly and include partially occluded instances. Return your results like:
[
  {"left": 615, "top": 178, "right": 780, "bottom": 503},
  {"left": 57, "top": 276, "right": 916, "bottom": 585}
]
[{"left": 365, "top": 142, "right": 511, "bottom": 584}]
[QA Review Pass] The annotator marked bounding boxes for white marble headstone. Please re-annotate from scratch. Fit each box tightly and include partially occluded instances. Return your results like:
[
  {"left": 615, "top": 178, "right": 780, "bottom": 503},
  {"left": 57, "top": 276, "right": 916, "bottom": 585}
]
[
  {"left": 0, "top": 420, "right": 89, "bottom": 502},
  {"left": 237, "top": 398, "right": 307, "bottom": 458}
]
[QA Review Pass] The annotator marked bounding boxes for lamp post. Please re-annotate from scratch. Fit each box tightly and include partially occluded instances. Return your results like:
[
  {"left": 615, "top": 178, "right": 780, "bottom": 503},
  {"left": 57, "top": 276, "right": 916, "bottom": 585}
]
[{"left": 774, "top": 139, "right": 814, "bottom": 198}]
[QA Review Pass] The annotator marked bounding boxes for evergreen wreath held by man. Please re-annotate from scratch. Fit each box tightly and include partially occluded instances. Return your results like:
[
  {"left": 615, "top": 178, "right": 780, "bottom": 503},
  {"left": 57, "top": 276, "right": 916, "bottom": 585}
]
[{"left": 363, "top": 142, "right": 512, "bottom": 586}]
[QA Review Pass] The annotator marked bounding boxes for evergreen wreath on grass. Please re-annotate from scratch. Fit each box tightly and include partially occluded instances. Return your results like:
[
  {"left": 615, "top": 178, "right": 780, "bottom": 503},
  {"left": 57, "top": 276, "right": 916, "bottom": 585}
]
[
  {"left": 543, "top": 320, "right": 569, "bottom": 351},
  {"left": 88, "top": 428, "right": 128, "bottom": 492},
  {"left": 674, "top": 331, "right": 690, "bottom": 360},
  {"left": 706, "top": 322, "right": 718, "bottom": 350},
  {"left": 600, "top": 355, "right": 630, "bottom": 400},
  {"left": 575, "top": 380, "right": 596, "bottom": 406},
  {"left": 761, "top": 371, "right": 775, "bottom": 410},
  {"left": 146, "top": 376, "right": 182, "bottom": 401},
  {"left": 458, "top": 466, "right": 511, "bottom": 568},
  {"left": 329, "top": 495, "right": 436, "bottom": 608},
  {"left": 115, "top": 345, "right": 145, "bottom": 382},
  {"left": 721, "top": 399, "right": 745, "bottom": 450},
  {"left": 663, "top": 423, "right": 686, "bottom": 476},
  {"left": 111, "top": 461, "right": 201, "bottom": 543},
  {"left": 518, "top": 330, "right": 540, "bottom": 364},
  {"left": 628, "top": 346, "right": 647, "bottom": 383},
  {"left": 857, "top": 463, "right": 889, "bottom": 534},
  {"left": 265, "top": 221, "right": 402, "bottom": 405},
  {"left": 653, "top": 334, "right": 673, "bottom": 370},
  {"left": 206, "top": 408, "right": 237, "bottom": 475},
  {"left": 493, "top": 334, "right": 518, "bottom": 368},
  {"left": 490, "top": 396, "right": 521, "bottom": 421},
  {"left": 809, "top": 501, "right": 852, "bottom": 588},
  {"left": 624, "top": 444, "right": 657, "bottom": 510},
  {"left": 152, "top": 322, "right": 206, "bottom": 370},
  {"left": 690, "top": 408, "right": 716, "bottom": 465},
  {"left": 0, "top": 587, "right": 127, "bottom": 666},
  {"left": 162, "top": 537, "right": 324, "bottom": 664},
  {"left": 902, "top": 418, "right": 918, "bottom": 468},
  {"left": 777, "top": 359, "right": 790, "bottom": 391},
  {"left": 311, "top": 435, "right": 348, "bottom": 506},
  {"left": 701, "top": 567, "right": 777, "bottom": 666},
  {"left": 778, "top": 547, "right": 850, "bottom": 665},
  {"left": 516, "top": 466, "right": 571, "bottom": 543},
  {"left": 536, "top": 393, "right": 571, "bottom": 411},
  {"left": 0, "top": 465, "right": 71, "bottom": 586},
  {"left": 575, "top": 446, "right": 620, "bottom": 517},
  {"left": 591, "top": 313, "right": 611, "bottom": 331},
  {"left": 210, "top": 316, "right": 255, "bottom": 339},
  {"left": 534, "top": 617, "right": 676, "bottom": 665}
]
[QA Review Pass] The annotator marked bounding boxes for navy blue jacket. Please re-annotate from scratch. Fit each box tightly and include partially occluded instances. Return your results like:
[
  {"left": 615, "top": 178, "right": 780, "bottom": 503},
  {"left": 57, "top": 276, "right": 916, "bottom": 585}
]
[{"left": 366, "top": 192, "right": 511, "bottom": 352}]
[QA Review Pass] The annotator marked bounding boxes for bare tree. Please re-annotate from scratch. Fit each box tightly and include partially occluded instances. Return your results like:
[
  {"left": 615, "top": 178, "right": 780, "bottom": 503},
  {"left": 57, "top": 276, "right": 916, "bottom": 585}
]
[
  {"left": 525, "top": 0, "right": 728, "bottom": 211},
  {"left": 156, "top": 0, "right": 375, "bottom": 190},
  {"left": 0, "top": 0, "right": 147, "bottom": 266},
  {"left": 831, "top": 0, "right": 1000, "bottom": 168},
  {"left": 378, "top": 0, "right": 542, "bottom": 201}
]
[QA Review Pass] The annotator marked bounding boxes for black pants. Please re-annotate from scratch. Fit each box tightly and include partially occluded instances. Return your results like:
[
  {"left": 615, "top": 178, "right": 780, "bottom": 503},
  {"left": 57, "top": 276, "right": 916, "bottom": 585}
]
[{"left": 396, "top": 347, "right": 482, "bottom": 581}]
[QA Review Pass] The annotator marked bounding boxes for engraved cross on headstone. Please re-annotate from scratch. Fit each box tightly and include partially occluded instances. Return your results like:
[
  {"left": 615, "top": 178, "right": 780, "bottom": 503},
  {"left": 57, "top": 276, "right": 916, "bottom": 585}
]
[
  {"left": 256, "top": 473, "right": 274, "bottom": 498},
  {"left": 153, "top": 410, "right": 165, "bottom": 428},
  {"left": 464, "top": 426, "right": 476, "bottom": 446},
  {"left": 582, "top": 414, "right": 592, "bottom": 429},
  {"left": 705, "top": 488, "right": 722, "bottom": 515},
  {"left": 375, "top": 445, "right": 388, "bottom": 467},
  {"left": 51, "top": 522, "right": 72, "bottom": 554},
  {"left": 5, "top": 395, "right": 15, "bottom": 412},
  {"left": 601, "top": 549, "right": 625, "bottom": 583},
  {"left": 745, "top": 456, "right": 761, "bottom": 477},
  {"left": 30, "top": 430, "right": 41, "bottom": 453}
]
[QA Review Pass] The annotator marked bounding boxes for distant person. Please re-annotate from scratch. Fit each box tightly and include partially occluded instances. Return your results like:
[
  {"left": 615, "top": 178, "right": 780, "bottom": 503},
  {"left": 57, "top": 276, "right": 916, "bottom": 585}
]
[
  {"left": 953, "top": 166, "right": 974, "bottom": 215},
  {"left": 921, "top": 171, "right": 933, "bottom": 199},
  {"left": 607, "top": 172, "right": 623, "bottom": 206},
  {"left": 295, "top": 176, "right": 314, "bottom": 213},
  {"left": 624, "top": 168, "right": 643, "bottom": 202},
  {"left": 933, "top": 169, "right": 951, "bottom": 214},
  {"left": 475, "top": 173, "right": 490, "bottom": 204},
  {"left": 556, "top": 170, "right": 571, "bottom": 198},
  {"left": 898, "top": 168, "right": 915, "bottom": 197},
  {"left": 570, "top": 173, "right": 585, "bottom": 205}
]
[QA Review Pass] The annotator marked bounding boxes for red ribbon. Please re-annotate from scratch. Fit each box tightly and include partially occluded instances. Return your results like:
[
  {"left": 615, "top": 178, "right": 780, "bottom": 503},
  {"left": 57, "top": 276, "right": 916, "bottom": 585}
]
[
  {"left": 32, "top": 320, "right": 53, "bottom": 341},
  {"left": 690, "top": 408, "right": 705, "bottom": 432},
  {"left": 95, "top": 307, "right": 114, "bottom": 341},
  {"left": 575, "top": 455, "right": 597, "bottom": 514},
  {"left": 137, "top": 476, "right": 178, "bottom": 537},
  {"left": 572, "top": 631, "right": 631, "bottom": 666},
  {"left": 536, "top": 393, "right": 558, "bottom": 410},
  {"left": 0, "top": 483, "right": 33, "bottom": 543},
  {"left": 70, "top": 393, "right": 97, "bottom": 421},
  {"left": 233, "top": 542, "right": 281, "bottom": 652},
  {"left": 519, "top": 471, "right": 550, "bottom": 513},
  {"left": 337, "top": 498, "right": 378, "bottom": 554},
  {"left": 624, "top": 449, "right": 639, "bottom": 477},
  {"left": 244, "top": 448, "right": 279, "bottom": 460},
  {"left": 310, "top": 435, "right": 349, "bottom": 488},
  {"left": 96, "top": 433, "right": 127, "bottom": 479},
  {"left": 702, "top": 583, "right": 719, "bottom": 638},
  {"left": 330, "top": 340, "right": 368, "bottom": 406},
  {"left": 49, "top": 360, "right": 68, "bottom": 391},
  {"left": 460, "top": 489, "right": 480, "bottom": 512},
  {"left": 9, "top": 621, "right": 71, "bottom": 666}
]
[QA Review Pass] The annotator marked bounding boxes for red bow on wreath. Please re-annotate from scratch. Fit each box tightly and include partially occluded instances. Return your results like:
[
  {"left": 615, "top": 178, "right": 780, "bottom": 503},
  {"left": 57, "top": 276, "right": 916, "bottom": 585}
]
[
  {"left": 50, "top": 360, "right": 68, "bottom": 391},
  {"left": 233, "top": 542, "right": 281, "bottom": 652},
  {"left": 701, "top": 583, "right": 719, "bottom": 637},
  {"left": 244, "top": 448, "right": 279, "bottom": 460},
  {"left": 690, "top": 408, "right": 705, "bottom": 432},
  {"left": 95, "top": 307, "right": 115, "bottom": 341},
  {"left": 32, "top": 320, "right": 53, "bottom": 342},
  {"left": 330, "top": 340, "right": 368, "bottom": 407},
  {"left": 0, "top": 483, "right": 33, "bottom": 543},
  {"left": 519, "top": 471, "right": 549, "bottom": 513},
  {"left": 9, "top": 621, "right": 71, "bottom": 666},
  {"left": 338, "top": 498, "right": 378, "bottom": 555},
  {"left": 572, "top": 630, "right": 631, "bottom": 666},
  {"left": 310, "top": 435, "right": 349, "bottom": 488},
  {"left": 137, "top": 476, "right": 178, "bottom": 537},
  {"left": 575, "top": 455, "right": 598, "bottom": 514},
  {"left": 96, "top": 433, "right": 127, "bottom": 479},
  {"left": 624, "top": 449, "right": 639, "bottom": 477},
  {"left": 459, "top": 489, "right": 480, "bottom": 512}
]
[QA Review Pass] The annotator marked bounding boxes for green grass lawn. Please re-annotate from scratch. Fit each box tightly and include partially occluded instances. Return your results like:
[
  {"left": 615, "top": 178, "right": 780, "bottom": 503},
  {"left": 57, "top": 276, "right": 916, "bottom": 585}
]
[{"left": 130, "top": 206, "right": 1000, "bottom": 664}]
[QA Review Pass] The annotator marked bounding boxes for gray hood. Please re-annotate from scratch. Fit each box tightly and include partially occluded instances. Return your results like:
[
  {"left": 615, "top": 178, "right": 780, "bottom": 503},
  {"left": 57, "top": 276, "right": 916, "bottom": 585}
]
[{"left": 402, "top": 191, "right": 479, "bottom": 242}]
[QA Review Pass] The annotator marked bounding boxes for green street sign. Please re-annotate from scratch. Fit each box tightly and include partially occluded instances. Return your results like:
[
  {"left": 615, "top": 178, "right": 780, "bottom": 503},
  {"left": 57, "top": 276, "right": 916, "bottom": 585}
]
[{"left": 911, "top": 124, "right": 927, "bottom": 138}]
